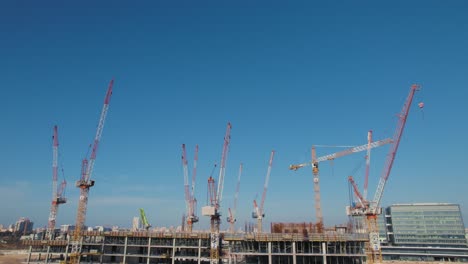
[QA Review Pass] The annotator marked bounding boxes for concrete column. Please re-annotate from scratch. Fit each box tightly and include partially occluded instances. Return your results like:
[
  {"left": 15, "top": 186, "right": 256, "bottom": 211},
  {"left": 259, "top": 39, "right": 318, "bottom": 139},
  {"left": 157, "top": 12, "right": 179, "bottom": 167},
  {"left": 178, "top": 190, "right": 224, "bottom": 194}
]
[
  {"left": 45, "top": 245, "right": 50, "bottom": 263},
  {"left": 171, "top": 238, "right": 176, "bottom": 264},
  {"left": 322, "top": 242, "right": 327, "bottom": 264},
  {"left": 122, "top": 236, "right": 128, "bottom": 264},
  {"left": 64, "top": 243, "right": 69, "bottom": 263},
  {"left": 77, "top": 236, "right": 83, "bottom": 264},
  {"left": 292, "top": 242, "right": 297, "bottom": 264},
  {"left": 100, "top": 236, "right": 105, "bottom": 264},
  {"left": 268, "top": 242, "right": 272, "bottom": 264},
  {"left": 147, "top": 237, "right": 151, "bottom": 264},
  {"left": 26, "top": 245, "right": 32, "bottom": 264},
  {"left": 64, "top": 234, "right": 70, "bottom": 263},
  {"left": 198, "top": 238, "right": 202, "bottom": 264}
]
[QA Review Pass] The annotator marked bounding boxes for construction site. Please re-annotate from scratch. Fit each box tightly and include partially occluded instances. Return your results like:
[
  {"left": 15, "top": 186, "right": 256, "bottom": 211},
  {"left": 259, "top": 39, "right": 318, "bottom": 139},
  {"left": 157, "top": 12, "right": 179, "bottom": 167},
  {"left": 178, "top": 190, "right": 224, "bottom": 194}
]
[{"left": 23, "top": 82, "right": 426, "bottom": 264}]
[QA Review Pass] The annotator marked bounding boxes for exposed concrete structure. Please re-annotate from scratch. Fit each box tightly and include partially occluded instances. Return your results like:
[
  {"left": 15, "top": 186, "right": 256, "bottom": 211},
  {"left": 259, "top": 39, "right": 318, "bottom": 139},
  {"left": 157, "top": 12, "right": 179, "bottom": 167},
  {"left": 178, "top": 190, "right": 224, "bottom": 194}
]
[{"left": 23, "top": 231, "right": 368, "bottom": 263}]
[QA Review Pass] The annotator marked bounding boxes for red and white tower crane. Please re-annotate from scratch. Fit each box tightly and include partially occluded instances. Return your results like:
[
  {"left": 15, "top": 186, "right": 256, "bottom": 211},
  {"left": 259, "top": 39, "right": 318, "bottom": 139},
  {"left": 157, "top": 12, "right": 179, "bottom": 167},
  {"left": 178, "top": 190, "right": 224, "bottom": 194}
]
[
  {"left": 227, "top": 163, "right": 243, "bottom": 233},
  {"left": 290, "top": 137, "right": 392, "bottom": 232},
  {"left": 182, "top": 144, "right": 199, "bottom": 232},
  {"left": 346, "top": 84, "right": 421, "bottom": 263},
  {"left": 46, "top": 125, "right": 67, "bottom": 240},
  {"left": 252, "top": 150, "right": 275, "bottom": 233},
  {"left": 69, "top": 79, "right": 114, "bottom": 264},
  {"left": 202, "top": 122, "right": 232, "bottom": 264}
]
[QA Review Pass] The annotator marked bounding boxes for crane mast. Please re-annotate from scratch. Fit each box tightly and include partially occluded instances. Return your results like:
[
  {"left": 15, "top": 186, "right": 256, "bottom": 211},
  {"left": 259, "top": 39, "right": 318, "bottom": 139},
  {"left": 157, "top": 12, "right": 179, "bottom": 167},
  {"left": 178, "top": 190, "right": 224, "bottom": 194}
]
[
  {"left": 311, "top": 146, "right": 322, "bottom": 231},
  {"left": 202, "top": 122, "right": 231, "bottom": 264},
  {"left": 52, "top": 125, "right": 58, "bottom": 202},
  {"left": 46, "top": 125, "right": 67, "bottom": 240},
  {"left": 363, "top": 130, "right": 372, "bottom": 200},
  {"left": 182, "top": 144, "right": 190, "bottom": 226},
  {"left": 190, "top": 145, "right": 199, "bottom": 223},
  {"left": 252, "top": 150, "right": 275, "bottom": 233},
  {"left": 70, "top": 80, "right": 114, "bottom": 264},
  {"left": 227, "top": 163, "right": 242, "bottom": 233},
  {"left": 182, "top": 144, "right": 199, "bottom": 232}
]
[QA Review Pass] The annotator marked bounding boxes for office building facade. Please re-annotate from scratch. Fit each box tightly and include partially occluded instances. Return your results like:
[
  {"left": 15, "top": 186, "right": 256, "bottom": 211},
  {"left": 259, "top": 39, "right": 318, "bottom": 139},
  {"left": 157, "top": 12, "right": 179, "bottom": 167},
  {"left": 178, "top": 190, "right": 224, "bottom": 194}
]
[
  {"left": 379, "top": 203, "right": 468, "bottom": 261},
  {"left": 384, "top": 203, "right": 466, "bottom": 247}
]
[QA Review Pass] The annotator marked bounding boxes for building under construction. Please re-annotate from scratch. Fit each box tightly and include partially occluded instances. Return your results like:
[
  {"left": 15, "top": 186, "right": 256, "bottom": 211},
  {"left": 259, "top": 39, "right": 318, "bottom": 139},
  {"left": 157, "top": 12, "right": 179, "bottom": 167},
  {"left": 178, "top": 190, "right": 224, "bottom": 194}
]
[
  {"left": 23, "top": 230, "right": 368, "bottom": 264},
  {"left": 29, "top": 83, "right": 430, "bottom": 263}
]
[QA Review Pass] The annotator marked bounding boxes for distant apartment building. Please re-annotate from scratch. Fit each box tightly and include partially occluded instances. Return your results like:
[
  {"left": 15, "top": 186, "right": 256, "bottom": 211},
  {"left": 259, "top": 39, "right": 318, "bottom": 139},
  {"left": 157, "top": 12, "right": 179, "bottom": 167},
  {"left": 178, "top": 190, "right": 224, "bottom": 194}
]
[
  {"left": 132, "top": 216, "right": 140, "bottom": 231},
  {"left": 14, "top": 217, "right": 33, "bottom": 235},
  {"left": 60, "top": 224, "right": 75, "bottom": 233}
]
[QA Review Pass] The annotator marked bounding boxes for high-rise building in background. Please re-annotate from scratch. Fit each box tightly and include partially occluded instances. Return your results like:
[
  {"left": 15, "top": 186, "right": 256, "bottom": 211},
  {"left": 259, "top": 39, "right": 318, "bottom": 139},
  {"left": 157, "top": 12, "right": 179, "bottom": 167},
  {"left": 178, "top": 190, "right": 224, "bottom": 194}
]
[
  {"left": 382, "top": 203, "right": 467, "bottom": 247},
  {"left": 60, "top": 224, "right": 75, "bottom": 233},
  {"left": 14, "top": 217, "right": 33, "bottom": 235},
  {"left": 376, "top": 203, "right": 468, "bottom": 261}
]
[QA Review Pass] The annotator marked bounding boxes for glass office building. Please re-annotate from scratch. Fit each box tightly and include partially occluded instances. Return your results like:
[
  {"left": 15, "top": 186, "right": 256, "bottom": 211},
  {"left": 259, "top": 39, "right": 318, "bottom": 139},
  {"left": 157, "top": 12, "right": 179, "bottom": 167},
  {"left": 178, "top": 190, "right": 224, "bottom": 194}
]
[{"left": 384, "top": 203, "right": 467, "bottom": 247}]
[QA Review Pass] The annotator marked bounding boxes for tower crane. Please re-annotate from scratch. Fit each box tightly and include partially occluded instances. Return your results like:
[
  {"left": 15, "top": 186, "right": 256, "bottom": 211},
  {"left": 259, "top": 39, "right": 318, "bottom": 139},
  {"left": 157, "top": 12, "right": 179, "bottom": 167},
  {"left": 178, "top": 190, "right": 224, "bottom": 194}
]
[
  {"left": 252, "top": 150, "right": 275, "bottom": 233},
  {"left": 363, "top": 130, "right": 372, "bottom": 200},
  {"left": 181, "top": 144, "right": 199, "bottom": 232},
  {"left": 227, "top": 163, "right": 242, "bottom": 233},
  {"left": 290, "top": 138, "right": 392, "bottom": 231},
  {"left": 202, "top": 122, "right": 232, "bottom": 264},
  {"left": 69, "top": 80, "right": 114, "bottom": 264},
  {"left": 139, "top": 208, "right": 152, "bottom": 231},
  {"left": 346, "top": 84, "right": 421, "bottom": 263},
  {"left": 46, "top": 125, "right": 67, "bottom": 240}
]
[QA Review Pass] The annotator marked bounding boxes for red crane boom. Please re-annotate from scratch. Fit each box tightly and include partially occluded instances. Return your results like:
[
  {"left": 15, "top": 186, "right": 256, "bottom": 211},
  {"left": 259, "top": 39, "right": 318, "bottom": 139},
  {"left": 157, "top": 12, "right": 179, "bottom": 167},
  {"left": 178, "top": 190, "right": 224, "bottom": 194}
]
[
  {"left": 70, "top": 79, "right": 114, "bottom": 264},
  {"left": 371, "top": 84, "right": 420, "bottom": 213},
  {"left": 345, "top": 84, "right": 421, "bottom": 264}
]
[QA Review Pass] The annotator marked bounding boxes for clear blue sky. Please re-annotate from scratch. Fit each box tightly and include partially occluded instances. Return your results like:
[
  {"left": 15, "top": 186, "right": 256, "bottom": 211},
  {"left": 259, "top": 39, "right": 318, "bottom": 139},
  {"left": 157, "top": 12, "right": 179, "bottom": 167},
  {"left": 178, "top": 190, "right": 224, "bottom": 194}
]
[{"left": 1, "top": 1, "right": 467, "bottom": 231}]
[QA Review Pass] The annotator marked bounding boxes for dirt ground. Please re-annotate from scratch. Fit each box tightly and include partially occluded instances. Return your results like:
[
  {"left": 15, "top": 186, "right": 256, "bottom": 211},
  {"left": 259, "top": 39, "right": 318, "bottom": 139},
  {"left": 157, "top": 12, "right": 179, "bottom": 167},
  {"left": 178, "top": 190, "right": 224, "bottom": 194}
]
[{"left": 0, "top": 254, "right": 27, "bottom": 264}]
